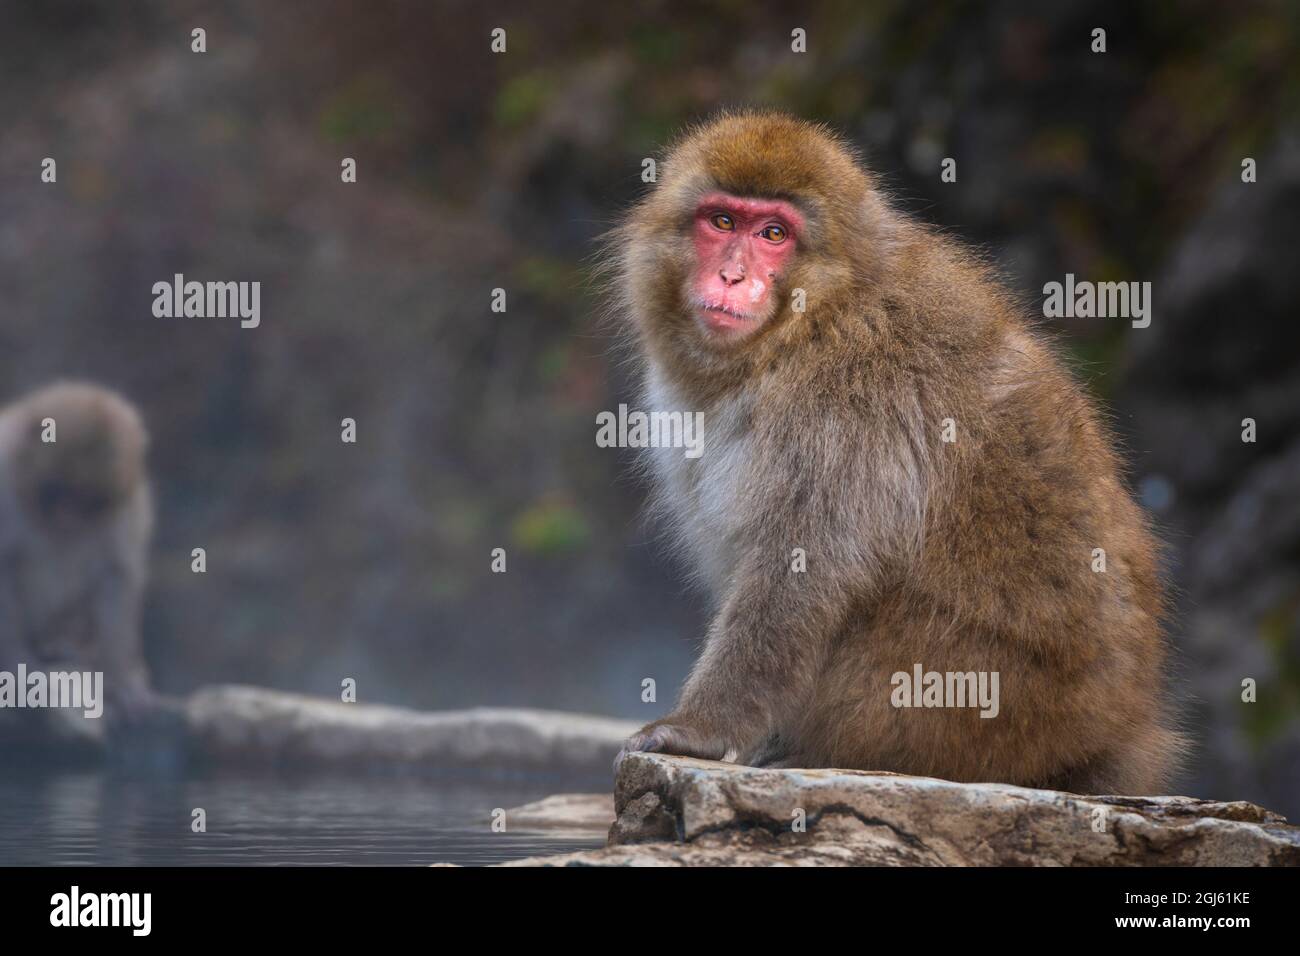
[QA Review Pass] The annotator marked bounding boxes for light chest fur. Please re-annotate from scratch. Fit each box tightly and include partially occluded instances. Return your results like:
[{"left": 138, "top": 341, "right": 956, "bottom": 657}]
[{"left": 643, "top": 364, "right": 757, "bottom": 594}]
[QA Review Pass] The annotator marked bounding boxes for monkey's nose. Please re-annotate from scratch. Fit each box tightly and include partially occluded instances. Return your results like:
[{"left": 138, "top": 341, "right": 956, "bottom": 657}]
[{"left": 719, "top": 262, "right": 746, "bottom": 285}]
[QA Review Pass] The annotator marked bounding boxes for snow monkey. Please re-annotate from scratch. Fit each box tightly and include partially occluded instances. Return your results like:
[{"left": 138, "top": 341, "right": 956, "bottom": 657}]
[
  {"left": 0, "top": 382, "right": 154, "bottom": 721},
  {"left": 607, "top": 112, "right": 1180, "bottom": 794}
]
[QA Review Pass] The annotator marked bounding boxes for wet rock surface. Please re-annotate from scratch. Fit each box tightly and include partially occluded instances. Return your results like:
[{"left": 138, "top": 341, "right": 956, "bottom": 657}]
[{"left": 503, "top": 793, "right": 615, "bottom": 833}]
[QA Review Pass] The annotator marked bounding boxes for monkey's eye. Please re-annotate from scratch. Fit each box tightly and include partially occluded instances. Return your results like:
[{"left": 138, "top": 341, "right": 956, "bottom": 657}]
[
  {"left": 709, "top": 213, "right": 735, "bottom": 232},
  {"left": 759, "top": 224, "right": 787, "bottom": 243}
]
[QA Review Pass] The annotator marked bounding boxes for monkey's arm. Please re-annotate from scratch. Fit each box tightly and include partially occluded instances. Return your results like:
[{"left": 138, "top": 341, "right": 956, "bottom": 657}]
[
  {"left": 621, "top": 518, "right": 876, "bottom": 768},
  {"left": 91, "top": 566, "right": 151, "bottom": 701},
  {"left": 620, "top": 397, "right": 923, "bottom": 769},
  {"left": 688, "top": 554, "right": 854, "bottom": 761},
  {"left": 90, "top": 491, "right": 154, "bottom": 714}
]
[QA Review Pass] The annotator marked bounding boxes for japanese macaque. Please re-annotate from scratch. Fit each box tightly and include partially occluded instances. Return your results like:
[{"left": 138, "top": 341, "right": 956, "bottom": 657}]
[
  {"left": 607, "top": 112, "right": 1181, "bottom": 794},
  {"left": 0, "top": 382, "right": 154, "bottom": 725}
]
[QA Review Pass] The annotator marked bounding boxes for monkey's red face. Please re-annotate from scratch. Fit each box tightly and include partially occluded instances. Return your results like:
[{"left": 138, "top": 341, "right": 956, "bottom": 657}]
[{"left": 690, "top": 193, "right": 803, "bottom": 340}]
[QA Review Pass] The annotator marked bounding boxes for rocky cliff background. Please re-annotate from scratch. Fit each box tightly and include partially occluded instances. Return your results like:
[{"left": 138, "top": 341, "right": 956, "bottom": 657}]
[{"left": 0, "top": 0, "right": 1296, "bottom": 814}]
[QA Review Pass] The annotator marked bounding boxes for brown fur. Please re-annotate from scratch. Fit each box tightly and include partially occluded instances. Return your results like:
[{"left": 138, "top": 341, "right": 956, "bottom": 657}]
[{"left": 607, "top": 111, "right": 1182, "bottom": 794}]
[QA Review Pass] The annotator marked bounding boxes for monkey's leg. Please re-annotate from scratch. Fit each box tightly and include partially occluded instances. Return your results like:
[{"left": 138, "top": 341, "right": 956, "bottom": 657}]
[
  {"left": 1046, "top": 725, "right": 1183, "bottom": 796},
  {"left": 90, "top": 568, "right": 156, "bottom": 726}
]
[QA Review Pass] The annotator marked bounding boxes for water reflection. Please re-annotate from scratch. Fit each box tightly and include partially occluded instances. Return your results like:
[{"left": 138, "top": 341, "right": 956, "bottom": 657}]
[{"left": 0, "top": 767, "right": 606, "bottom": 866}]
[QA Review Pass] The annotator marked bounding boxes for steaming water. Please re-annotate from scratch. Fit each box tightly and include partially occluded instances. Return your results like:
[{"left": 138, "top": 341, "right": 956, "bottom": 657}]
[{"left": 0, "top": 767, "right": 607, "bottom": 866}]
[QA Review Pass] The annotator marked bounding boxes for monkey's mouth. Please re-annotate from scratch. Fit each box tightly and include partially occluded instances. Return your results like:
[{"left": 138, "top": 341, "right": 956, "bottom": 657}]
[{"left": 694, "top": 299, "right": 760, "bottom": 334}]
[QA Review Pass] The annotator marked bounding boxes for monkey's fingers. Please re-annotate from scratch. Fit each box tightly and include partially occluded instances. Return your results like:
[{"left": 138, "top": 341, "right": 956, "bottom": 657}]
[
  {"left": 614, "top": 722, "right": 729, "bottom": 775},
  {"left": 612, "top": 728, "right": 659, "bottom": 775}
]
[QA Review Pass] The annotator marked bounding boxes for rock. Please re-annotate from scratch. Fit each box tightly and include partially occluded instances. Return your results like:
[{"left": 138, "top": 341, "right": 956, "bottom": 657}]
[
  {"left": 503, "top": 753, "right": 1300, "bottom": 866},
  {"left": 185, "top": 684, "right": 638, "bottom": 775},
  {"left": 504, "top": 793, "right": 615, "bottom": 833},
  {"left": 607, "top": 789, "right": 677, "bottom": 845}
]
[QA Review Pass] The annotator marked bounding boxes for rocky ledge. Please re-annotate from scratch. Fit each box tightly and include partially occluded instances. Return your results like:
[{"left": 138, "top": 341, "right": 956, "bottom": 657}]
[
  {"left": 504, "top": 753, "right": 1300, "bottom": 866},
  {"left": 185, "top": 685, "right": 637, "bottom": 775}
]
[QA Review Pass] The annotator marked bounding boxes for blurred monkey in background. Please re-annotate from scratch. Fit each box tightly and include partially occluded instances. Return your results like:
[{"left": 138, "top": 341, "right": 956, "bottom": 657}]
[{"left": 0, "top": 381, "right": 154, "bottom": 729}]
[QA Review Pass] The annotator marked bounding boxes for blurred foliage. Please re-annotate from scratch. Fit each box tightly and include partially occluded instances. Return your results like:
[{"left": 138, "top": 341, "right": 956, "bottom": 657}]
[
  {"left": 319, "top": 73, "right": 408, "bottom": 146},
  {"left": 1245, "top": 593, "right": 1300, "bottom": 750},
  {"left": 495, "top": 71, "right": 557, "bottom": 129},
  {"left": 511, "top": 500, "right": 591, "bottom": 554}
]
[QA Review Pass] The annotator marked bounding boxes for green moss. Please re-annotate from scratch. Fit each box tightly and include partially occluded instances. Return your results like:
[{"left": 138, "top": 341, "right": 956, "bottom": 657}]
[
  {"left": 319, "top": 74, "right": 403, "bottom": 144},
  {"left": 630, "top": 25, "right": 685, "bottom": 66},
  {"left": 495, "top": 72, "right": 554, "bottom": 129},
  {"left": 1242, "top": 593, "right": 1300, "bottom": 749},
  {"left": 511, "top": 501, "right": 590, "bottom": 554},
  {"left": 515, "top": 255, "right": 582, "bottom": 305},
  {"left": 536, "top": 343, "right": 570, "bottom": 385}
]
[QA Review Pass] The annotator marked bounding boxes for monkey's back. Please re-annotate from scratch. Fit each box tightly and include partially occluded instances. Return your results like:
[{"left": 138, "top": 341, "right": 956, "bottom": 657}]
[{"left": 793, "top": 236, "right": 1179, "bottom": 793}]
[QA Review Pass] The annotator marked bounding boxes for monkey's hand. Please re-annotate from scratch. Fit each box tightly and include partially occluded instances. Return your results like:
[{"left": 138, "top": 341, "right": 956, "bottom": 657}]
[{"left": 614, "top": 715, "right": 738, "bottom": 773}]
